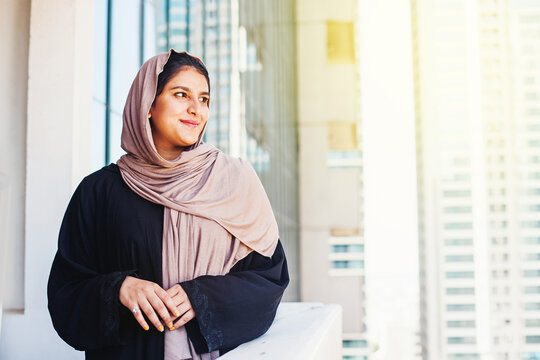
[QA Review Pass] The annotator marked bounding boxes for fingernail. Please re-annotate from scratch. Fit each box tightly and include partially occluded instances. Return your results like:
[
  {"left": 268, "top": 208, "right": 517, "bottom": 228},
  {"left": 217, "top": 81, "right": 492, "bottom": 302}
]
[
  {"left": 170, "top": 327, "right": 175, "bottom": 331},
  {"left": 167, "top": 322, "right": 173, "bottom": 328},
  {"left": 174, "top": 311, "right": 179, "bottom": 316},
  {"left": 144, "top": 325, "right": 149, "bottom": 331},
  {"left": 158, "top": 326, "right": 164, "bottom": 332}
]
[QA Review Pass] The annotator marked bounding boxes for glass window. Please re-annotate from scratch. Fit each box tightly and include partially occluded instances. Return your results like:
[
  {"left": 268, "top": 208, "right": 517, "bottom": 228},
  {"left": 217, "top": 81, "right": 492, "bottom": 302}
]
[
  {"left": 326, "top": 21, "right": 355, "bottom": 64},
  {"left": 525, "top": 303, "right": 540, "bottom": 311},
  {"left": 526, "top": 336, "right": 540, "bottom": 344},
  {"left": 447, "top": 304, "right": 475, "bottom": 311},
  {"left": 446, "top": 287, "right": 475, "bottom": 295},
  {"left": 445, "top": 239, "right": 473, "bottom": 246},
  {"left": 444, "top": 223, "right": 473, "bottom": 230},
  {"left": 448, "top": 353, "right": 479, "bottom": 359},
  {"left": 525, "top": 287, "right": 540, "bottom": 294},
  {"left": 524, "top": 270, "right": 540, "bottom": 278},
  {"left": 524, "top": 237, "right": 540, "bottom": 245},
  {"left": 342, "top": 339, "right": 368, "bottom": 348},
  {"left": 525, "top": 319, "right": 540, "bottom": 327},
  {"left": 447, "top": 337, "right": 476, "bottom": 345},
  {"left": 443, "top": 206, "right": 472, "bottom": 213},
  {"left": 526, "top": 254, "right": 540, "bottom": 261},
  {"left": 332, "top": 244, "right": 364, "bottom": 253},
  {"left": 445, "top": 255, "right": 474, "bottom": 262},
  {"left": 447, "top": 320, "right": 475, "bottom": 328},
  {"left": 522, "top": 221, "right": 540, "bottom": 228},
  {"left": 446, "top": 271, "right": 474, "bottom": 279},
  {"left": 443, "top": 190, "right": 471, "bottom": 197},
  {"left": 331, "top": 260, "right": 364, "bottom": 269},
  {"left": 522, "top": 352, "right": 540, "bottom": 360}
]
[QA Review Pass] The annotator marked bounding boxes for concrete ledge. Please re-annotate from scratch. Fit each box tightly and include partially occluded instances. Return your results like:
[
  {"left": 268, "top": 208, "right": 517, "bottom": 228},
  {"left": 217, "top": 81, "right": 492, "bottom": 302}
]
[{"left": 220, "top": 302, "right": 342, "bottom": 360}]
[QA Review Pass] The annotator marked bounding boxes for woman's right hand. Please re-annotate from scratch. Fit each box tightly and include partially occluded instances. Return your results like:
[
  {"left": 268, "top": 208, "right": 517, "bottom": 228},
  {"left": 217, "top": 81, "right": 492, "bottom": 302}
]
[{"left": 119, "top": 276, "right": 180, "bottom": 332}]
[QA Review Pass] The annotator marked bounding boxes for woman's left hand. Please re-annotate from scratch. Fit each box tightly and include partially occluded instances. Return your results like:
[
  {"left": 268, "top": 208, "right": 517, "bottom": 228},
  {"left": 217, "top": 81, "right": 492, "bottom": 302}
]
[{"left": 166, "top": 284, "right": 196, "bottom": 329}]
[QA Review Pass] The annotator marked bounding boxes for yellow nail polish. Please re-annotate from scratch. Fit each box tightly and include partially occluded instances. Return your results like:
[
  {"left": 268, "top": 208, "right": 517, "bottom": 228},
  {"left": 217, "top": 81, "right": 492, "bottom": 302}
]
[
  {"left": 170, "top": 327, "right": 175, "bottom": 331},
  {"left": 144, "top": 326, "right": 149, "bottom": 331},
  {"left": 174, "top": 311, "right": 179, "bottom": 316},
  {"left": 159, "top": 326, "right": 164, "bottom": 332},
  {"left": 168, "top": 322, "right": 173, "bottom": 328}
]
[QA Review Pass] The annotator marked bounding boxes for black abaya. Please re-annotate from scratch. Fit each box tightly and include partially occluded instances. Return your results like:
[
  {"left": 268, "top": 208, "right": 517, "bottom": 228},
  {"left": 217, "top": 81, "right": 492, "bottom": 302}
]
[{"left": 47, "top": 164, "right": 289, "bottom": 359}]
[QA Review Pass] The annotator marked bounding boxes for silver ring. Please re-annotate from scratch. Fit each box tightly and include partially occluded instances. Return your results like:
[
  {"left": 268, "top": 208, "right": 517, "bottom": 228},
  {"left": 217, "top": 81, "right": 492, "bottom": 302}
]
[{"left": 132, "top": 307, "right": 138, "bottom": 314}]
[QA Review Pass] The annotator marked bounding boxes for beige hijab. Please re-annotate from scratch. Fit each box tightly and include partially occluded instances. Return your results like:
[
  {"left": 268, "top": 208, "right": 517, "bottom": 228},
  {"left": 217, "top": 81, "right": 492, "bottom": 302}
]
[{"left": 117, "top": 50, "right": 279, "bottom": 358}]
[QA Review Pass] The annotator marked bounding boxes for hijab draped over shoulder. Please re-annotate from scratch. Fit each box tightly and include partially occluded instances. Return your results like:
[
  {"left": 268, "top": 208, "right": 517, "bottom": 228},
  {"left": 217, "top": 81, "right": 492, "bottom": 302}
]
[{"left": 116, "top": 49, "right": 279, "bottom": 359}]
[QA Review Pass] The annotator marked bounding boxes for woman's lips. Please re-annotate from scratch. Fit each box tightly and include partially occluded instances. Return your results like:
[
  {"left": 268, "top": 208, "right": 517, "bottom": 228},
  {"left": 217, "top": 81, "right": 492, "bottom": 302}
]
[{"left": 180, "top": 119, "right": 199, "bottom": 128}]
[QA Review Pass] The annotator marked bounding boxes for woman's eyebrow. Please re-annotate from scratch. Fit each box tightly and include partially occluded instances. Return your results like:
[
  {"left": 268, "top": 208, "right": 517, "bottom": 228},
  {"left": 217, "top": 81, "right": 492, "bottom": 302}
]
[{"left": 170, "top": 85, "right": 209, "bottom": 96}]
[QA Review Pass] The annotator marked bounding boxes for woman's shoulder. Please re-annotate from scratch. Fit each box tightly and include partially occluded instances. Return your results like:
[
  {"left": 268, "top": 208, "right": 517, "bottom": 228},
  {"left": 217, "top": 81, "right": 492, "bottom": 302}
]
[
  {"left": 218, "top": 153, "right": 255, "bottom": 172},
  {"left": 78, "top": 163, "right": 123, "bottom": 192}
]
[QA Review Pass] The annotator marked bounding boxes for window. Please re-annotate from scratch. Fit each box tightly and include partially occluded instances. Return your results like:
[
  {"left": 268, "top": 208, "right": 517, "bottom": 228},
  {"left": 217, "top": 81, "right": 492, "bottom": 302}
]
[
  {"left": 332, "top": 244, "right": 364, "bottom": 253},
  {"left": 443, "top": 190, "right": 471, "bottom": 197},
  {"left": 444, "top": 223, "right": 473, "bottom": 230},
  {"left": 443, "top": 206, "right": 472, "bottom": 213},
  {"left": 526, "top": 254, "right": 540, "bottom": 261},
  {"left": 448, "top": 337, "right": 476, "bottom": 345},
  {"left": 524, "top": 237, "right": 540, "bottom": 245},
  {"left": 329, "top": 230, "right": 364, "bottom": 276},
  {"left": 446, "top": 287, "right": 475, "bottom": 295},
  {"left": 445, "top": 255, "right": 474, "bottom": 262},
  {"left": 327, "top": 150, "right": 362, "bottom": 169},
  {"left": 448, "top": 354, "right": 479, "bottom": 360},
  {"left": 326, "top": 21, "right": 355, "bottom": 64},
  {"left": 447, "top": 304, "right": 475, "bottom": 311},
  {"left": 525, "top": 287, "right": 540, "bottom": 294},
  {"left": 446, "top": 271, "right": 474, "bottom": 279},
  {"left": 342, "top": 339, "right": 368, "bottom": 348},
  {"left": 523, "top": 221, "right": 540, "bottom": 228},
  {"left": 525, "top": 319, "right": 540, "bottom": 327},
  {"left": 526, "top": 336, "right": 540, "bottom": 344},
  {"left": 447, "top": 320, "right": 476, "bottom": 328},
  {"left": 331, "top": 260, "right": 364, "bottom": 269},
  {"left": 445, "top": 239, "right": 473, "bottom": 246},
  {"left": 525, "top": 303, "right": 540, "bottom": 311},
  {"left": 524, "top": 270, "right": 540, "bottom": 278},
  {"left": 522, "top": 352, "right": 540, "bottom": 360}
]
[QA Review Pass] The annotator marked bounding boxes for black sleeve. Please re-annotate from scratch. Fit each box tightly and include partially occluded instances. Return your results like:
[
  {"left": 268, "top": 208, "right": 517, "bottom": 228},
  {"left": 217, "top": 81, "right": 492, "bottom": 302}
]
[
  {"left": 180, "top": 240, "right": 289, "bottom": 354},
  {"left": 47, "top": 179, "right": 135, "bottom": 351}
]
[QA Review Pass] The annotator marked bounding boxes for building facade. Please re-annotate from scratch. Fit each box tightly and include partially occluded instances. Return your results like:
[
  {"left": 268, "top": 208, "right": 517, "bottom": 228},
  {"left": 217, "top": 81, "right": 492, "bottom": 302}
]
[
  {"left": 296, "top": 0, "right": 368, "bottom": 359},
  {"left": 412, "top": 0, "right": 540, "bottom": 359}
]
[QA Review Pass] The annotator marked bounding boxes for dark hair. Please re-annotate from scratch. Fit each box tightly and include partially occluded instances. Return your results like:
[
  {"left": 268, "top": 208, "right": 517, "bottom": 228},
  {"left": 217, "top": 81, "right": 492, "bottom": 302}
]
[{"left": 155, "top": 51, "right": 211, "bottom": 99}]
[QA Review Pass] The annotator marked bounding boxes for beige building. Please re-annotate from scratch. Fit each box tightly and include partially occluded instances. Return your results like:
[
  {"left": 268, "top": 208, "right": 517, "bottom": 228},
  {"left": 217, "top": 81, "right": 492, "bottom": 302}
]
[
  {"left": 296, "top": 0, "right": 368, "bottom": 359},
  {"left": 412, "top": 0, "right": 540, "bottom": 359}
]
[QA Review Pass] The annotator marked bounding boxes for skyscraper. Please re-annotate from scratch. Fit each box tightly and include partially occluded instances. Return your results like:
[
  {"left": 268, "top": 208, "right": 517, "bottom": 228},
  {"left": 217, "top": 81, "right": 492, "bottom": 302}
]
[{"left": 412, "top": 0, "right": 540, "bottom": 359}]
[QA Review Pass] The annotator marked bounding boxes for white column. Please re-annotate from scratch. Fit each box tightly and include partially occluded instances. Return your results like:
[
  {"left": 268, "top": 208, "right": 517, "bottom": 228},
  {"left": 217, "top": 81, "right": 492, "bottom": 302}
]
[{"left": 0, "top": 0, "right": 93, "bottom": 358}]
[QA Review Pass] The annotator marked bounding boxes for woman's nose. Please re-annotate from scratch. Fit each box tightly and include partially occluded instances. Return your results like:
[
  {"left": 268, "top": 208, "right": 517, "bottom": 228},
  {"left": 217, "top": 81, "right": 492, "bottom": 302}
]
[{"left": 188, "top": 99, "right": 200, "bottom": 115}]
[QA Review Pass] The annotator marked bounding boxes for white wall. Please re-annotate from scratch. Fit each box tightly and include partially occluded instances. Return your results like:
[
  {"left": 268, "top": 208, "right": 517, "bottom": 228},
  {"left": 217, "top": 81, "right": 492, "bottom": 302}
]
[
  {"left": 0, "top": 0, "right": 93, "bottom": 358},
  {"left": 0, "top": 0, "right": 30, "bottom": 312}
]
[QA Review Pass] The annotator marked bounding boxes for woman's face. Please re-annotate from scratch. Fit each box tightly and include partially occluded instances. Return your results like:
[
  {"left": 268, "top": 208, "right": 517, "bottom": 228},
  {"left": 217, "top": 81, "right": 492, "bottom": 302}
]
[{"left": 149, "top": 67, "right": 210, "bottom": 160}]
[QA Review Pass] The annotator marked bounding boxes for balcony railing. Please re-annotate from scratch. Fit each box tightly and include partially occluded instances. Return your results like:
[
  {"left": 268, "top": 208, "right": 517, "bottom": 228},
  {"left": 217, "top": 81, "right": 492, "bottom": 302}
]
[{"left": 220, "top": 302, "right": 342, "bottom": 360}]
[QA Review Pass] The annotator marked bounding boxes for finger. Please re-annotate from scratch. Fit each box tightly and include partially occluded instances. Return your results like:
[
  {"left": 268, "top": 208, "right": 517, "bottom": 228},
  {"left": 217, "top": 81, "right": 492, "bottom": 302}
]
[
  {"left": 165, "top": 284, "right": 181, "bottom": 298},
  {"left": 155, "top": 286, "right": 181, "bottom": 319},
  {"left": 173, "top": 309, "right": 196, "bottom": 328},
  {"left": 130, "top": 304, "right": 150, "bottom": 331},
  {"left": 147, "top": 292, "right": 175, "bottom": 330},
  {"left": 139, "top": 297, "right": 165, "bottom": 332},
  {"left": 173, "top": 301, "right": 192, "bottom": 319}
]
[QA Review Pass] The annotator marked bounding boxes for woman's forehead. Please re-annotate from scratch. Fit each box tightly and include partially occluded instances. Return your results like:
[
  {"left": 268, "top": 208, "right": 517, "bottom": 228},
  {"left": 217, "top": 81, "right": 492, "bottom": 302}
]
[{"left": 165, "top": 67, "right": 209, "bottom": 92}]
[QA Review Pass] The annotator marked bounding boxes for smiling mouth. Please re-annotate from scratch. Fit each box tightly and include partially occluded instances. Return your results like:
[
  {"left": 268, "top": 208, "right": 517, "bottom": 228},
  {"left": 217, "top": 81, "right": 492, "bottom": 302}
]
[{"left": 180, "top": 119, "right": 199, "bottom": 128}]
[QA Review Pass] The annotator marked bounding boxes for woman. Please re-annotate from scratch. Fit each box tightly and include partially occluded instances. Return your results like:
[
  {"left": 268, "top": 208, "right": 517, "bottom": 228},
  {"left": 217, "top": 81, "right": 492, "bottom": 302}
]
[{"left": 47, "top": 49, "right": 289, "bottom": 360}]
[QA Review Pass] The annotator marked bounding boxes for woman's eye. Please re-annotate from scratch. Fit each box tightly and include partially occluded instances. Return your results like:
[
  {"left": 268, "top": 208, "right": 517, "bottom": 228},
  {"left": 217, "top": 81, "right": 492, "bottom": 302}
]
[
  {"left": 175, "top": 92, "right": 187, "bottom": 98},
  {"left": 199, "top": 97, "right": 209, "bottom": 104}
]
